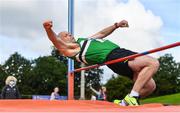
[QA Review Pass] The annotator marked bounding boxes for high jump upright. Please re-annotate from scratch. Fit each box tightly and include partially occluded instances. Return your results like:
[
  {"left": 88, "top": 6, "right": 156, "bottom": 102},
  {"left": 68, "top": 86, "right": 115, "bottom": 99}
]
[{"left": 68, "top": 0, "right": 74, "bottom": 100}]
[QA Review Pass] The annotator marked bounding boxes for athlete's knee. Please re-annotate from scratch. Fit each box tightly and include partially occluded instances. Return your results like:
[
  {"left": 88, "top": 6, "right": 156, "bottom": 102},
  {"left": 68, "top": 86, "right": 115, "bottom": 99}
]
[
  {"left": 153, "top": 59, "right": 159, "bottom": 68},
  {"left": 147, "top": 80, "right": 156, "bottom": 92},
  {"left": 151, "top": 82, "right": 156, "bottom": 92}
]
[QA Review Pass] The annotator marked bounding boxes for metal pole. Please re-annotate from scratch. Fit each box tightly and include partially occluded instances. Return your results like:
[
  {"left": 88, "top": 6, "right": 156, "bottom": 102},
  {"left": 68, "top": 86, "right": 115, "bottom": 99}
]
[
  {"left": 73, "top": 42, "right": 180, "bottom": 72},
  {"left": 80, "top": 63, "right": 85, "bottom": 100},
  {"left": 68, "top": 0, "right": 74, "bottom": 100}
]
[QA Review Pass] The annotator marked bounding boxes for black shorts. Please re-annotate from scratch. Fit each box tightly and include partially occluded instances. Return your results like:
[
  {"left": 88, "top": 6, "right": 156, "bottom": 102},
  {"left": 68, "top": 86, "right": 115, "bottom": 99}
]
[{"left": 106, "top": 48, "right": 137, "bottom": 79}]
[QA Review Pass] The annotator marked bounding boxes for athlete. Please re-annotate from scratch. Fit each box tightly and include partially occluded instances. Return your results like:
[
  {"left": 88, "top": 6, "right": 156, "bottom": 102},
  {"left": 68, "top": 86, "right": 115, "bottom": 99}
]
[{"left": 43, "top": 20, "right": 159, "bottom": 106}]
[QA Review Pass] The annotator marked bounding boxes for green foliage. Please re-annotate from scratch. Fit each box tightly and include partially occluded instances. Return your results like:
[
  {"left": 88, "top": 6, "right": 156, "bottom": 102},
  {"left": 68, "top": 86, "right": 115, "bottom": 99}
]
[
  {"left": 0, "top": 52, "right": 32, "bottom": 94},
  {"left": 29, "top": 56, "right": 67, "bottom": 95},
  {"left": 0, "top": 64, "right": 8, "bottom": 90},
  {"left": 74, "top": 68, "right": 103, "bottom": 99},
  {"left": 105, "top": 75, "right": 133, "bottom": 102},
  {"left": 141, "top": 93, "right": 180, "bottom": 105},
  {"left": 21, "top": 95, "right": 32, "bottom": 99},
  {"left": 153, "top": 54, "right": 180, "bottom": 96},
  {"left": 0, "top": 52, "right": 68, "bottom": 96}
]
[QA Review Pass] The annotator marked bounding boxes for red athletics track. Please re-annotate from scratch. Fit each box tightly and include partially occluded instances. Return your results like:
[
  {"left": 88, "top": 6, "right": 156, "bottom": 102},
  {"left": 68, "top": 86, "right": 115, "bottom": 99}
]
[{"left": 0, "top": 100, "right": 179, "bottom": 112}]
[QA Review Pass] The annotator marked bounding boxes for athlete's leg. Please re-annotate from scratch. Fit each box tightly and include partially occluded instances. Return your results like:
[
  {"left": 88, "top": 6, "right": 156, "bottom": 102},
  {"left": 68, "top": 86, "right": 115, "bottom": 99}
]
[
  {"left": 140, "top": 79, "right": 156, "bottom": 97},
  {"left": 128, "top": 56, "right": 159, "bottom": 97},
  {"left": 133, "top": 72, "right": 156, "bottom": 97}
]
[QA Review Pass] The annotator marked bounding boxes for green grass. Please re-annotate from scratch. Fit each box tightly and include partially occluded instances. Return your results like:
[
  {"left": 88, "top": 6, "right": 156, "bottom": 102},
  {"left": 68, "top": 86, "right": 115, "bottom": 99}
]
[{"left": 140, "top": 93, "right": 180, "bottom": 105}]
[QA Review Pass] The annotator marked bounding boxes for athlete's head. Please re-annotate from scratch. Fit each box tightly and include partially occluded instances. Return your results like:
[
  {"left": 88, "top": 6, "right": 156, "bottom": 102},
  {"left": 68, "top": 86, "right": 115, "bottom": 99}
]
[{"left": 58, "top": 31, "right": 76, "bottom": 43}]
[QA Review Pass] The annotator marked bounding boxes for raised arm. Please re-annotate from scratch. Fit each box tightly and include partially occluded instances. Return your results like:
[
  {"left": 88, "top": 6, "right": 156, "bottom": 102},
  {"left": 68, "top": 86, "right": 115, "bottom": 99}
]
[
  {"left": 43, "top": 21, "right": 67, "bottom": 49},
  {"left": 89, "top": 20, "right": 129, "bottom": 39},
  {"left": 90, "top": 85, "right": 100, "bottom": 95},
  {"left": 43, "top": 21, "right": 80, "bottom": 57}
]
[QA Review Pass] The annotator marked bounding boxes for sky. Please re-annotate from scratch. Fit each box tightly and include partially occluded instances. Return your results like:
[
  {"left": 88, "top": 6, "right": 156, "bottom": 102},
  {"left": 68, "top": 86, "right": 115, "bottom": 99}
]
[{"left": 0, "top": 0, "right": 179, "bottom": 83}]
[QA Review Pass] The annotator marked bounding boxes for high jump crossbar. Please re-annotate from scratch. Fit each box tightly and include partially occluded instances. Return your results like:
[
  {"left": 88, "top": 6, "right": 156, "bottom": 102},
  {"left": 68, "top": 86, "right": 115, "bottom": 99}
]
[{"left": 73, "top": 42, "right": 180, "bottom": 73}]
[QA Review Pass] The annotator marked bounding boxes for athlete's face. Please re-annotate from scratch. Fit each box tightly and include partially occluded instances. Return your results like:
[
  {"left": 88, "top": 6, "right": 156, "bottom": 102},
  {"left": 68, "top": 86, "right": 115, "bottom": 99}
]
[{"left": 58, "top": 31, "right": 76, "bottom": 43}]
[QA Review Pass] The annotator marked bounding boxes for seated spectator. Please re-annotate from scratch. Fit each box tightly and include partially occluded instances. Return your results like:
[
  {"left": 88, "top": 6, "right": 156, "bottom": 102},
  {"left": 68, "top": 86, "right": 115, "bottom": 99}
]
[
  {"left": 50, "top": 87, "right": 60, "bottom": 100},
  {"left": 1, "top": 76, "right": 21, "bottom": 99}
]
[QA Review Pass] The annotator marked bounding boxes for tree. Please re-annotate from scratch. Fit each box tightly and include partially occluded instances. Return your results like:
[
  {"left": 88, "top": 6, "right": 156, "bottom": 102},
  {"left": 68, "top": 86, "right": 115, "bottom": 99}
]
[
  {"left": 153, "top": 54, "right": 180, "bottom": 96},
  {"left": 2, "top": 52, "right": 32, "bottom": 95},
  {"left": 29, "top": 56, "right": 67, "bottom": 95},
  {"left": 0, "top": 64, "right": 8, "bottom": 90},
  {"left": 74, "top": 68, "right": 103, "bottom": 99},
  {"left": 105, "top": 75, "right": 133, "bottom": 102}
]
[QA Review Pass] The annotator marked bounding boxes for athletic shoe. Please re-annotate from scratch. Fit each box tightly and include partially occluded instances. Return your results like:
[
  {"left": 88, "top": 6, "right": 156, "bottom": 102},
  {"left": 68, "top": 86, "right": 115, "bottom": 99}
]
[
  {"left": 124, "top": 94, "right": 140, "bottom": 106},
  {"left": 114, "top": 99, "right": 121, "bottom": 105},
  {"left": 114, "top": 99, "right": 128, "bottom": 106}
]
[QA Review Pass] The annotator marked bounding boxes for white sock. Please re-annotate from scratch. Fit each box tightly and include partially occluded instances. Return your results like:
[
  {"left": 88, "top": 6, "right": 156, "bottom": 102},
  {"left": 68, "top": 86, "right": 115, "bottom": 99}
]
[
  {"left": 129, "top": 90, "right": 139, "bottom": 97},
  {"left": 120, "top": 100, "right": 127, "bottom": 106}
]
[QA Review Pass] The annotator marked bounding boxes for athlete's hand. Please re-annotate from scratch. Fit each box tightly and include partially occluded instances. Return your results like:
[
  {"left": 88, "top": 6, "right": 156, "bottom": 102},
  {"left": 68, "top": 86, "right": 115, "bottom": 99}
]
[
  {"left": 116, "top": 20, "right": 129, "bottom": 28},
  {"left": 43, "top": 20, "right": 53, "bottom": 29}
]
